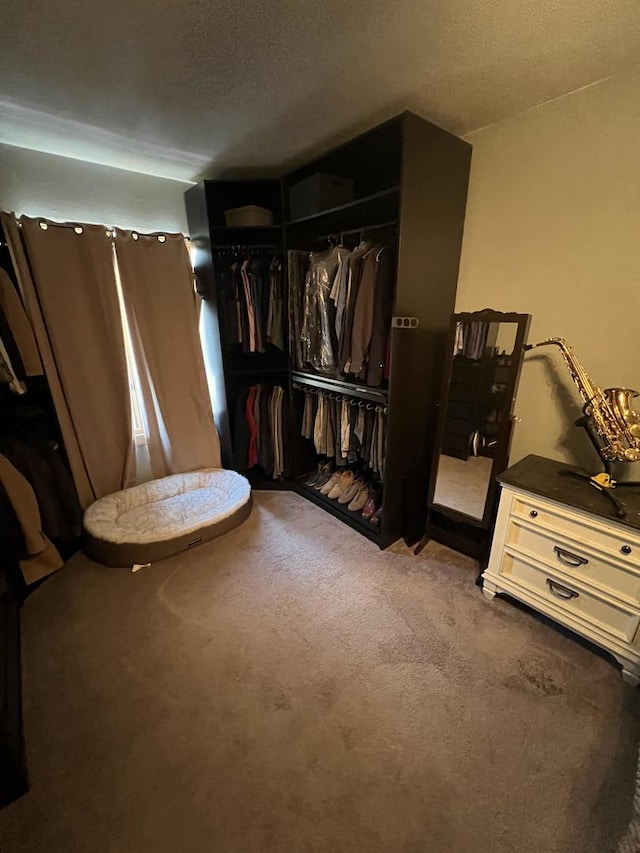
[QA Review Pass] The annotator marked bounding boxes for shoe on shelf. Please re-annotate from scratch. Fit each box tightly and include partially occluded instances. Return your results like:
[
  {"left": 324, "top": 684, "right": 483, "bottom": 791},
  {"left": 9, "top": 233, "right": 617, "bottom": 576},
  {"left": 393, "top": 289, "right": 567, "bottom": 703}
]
[
  {"left": 348, "top": 483, "right": 370, "bottom": 512},
  {"left": 320, "top": 470, "right": 342, "bottom": 496},
  {"left": 328, "top": 470, "right": 355, "bottom": 500},
  {"left": 362, "top": 486, "right": 381, "bottom": 520},
  {"left": 370, "top": 506, "right": 383, "bottom": 526},
  {"left": 313, "top": 464, "right": 334, "bottom": 490},
  {"left": 305, "top": 461, "right": 324, "bottom": 486},
  {"left": 306, "top": 460, "right": 331, "bottom": 487},
  {"left": 338, "top": 477, "right": 364, "bottom": 505}
]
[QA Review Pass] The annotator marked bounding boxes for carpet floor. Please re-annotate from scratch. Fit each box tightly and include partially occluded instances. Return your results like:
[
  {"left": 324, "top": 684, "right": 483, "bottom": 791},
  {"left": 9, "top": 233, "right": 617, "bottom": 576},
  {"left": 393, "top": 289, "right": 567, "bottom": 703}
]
[{"left": 1, "top": 491, "right": 639, "bottom": 853}]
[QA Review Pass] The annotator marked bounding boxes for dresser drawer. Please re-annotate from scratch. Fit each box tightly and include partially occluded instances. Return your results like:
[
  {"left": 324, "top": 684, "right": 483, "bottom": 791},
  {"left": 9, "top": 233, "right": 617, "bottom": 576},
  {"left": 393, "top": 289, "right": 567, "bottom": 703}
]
[
  {"left": 497, "top": 551, "right": 640, "bottom": 643},
  {"left": 505, "top": 519, "right": 640, "bottom": 605},
  {"left": 510, "top": 496, "right": 640, "bottom": 568}
]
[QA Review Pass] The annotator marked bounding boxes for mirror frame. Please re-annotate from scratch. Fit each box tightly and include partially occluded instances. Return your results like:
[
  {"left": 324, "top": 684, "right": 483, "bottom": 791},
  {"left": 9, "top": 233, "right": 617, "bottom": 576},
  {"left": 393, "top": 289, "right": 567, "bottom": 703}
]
[{"left": 423, "top": 308, "right": 531, "bottom": 560}]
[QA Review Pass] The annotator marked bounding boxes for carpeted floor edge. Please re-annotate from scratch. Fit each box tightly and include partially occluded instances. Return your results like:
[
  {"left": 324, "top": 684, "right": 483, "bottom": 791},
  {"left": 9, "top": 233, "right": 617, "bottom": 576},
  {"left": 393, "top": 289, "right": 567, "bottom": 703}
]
[{"left": 618, "top": 747, "right": 640, "bottom": 853}]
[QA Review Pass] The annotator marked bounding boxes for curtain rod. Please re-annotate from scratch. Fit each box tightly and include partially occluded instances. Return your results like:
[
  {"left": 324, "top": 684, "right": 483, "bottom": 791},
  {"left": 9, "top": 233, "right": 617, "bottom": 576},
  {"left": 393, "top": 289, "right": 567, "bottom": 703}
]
[{"left": 5, "top": 213, "right": 190, "bottom": 243}]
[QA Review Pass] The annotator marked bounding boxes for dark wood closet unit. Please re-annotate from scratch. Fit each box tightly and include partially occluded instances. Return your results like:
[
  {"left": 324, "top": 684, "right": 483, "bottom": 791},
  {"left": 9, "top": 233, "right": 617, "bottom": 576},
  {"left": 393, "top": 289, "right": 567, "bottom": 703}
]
[
  {"left": 185, "top": 111, "right": 471, "bottom": 548},
  {"left": 185, "top": 179, "right": 286, "bottom": 475}
]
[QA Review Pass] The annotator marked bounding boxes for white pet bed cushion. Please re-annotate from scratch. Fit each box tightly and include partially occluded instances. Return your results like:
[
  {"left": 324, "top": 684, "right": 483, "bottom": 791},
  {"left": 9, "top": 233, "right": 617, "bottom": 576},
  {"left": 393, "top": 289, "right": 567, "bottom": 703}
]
[{"left": 83, "top": 469, "right": 251, "bottom": 567}]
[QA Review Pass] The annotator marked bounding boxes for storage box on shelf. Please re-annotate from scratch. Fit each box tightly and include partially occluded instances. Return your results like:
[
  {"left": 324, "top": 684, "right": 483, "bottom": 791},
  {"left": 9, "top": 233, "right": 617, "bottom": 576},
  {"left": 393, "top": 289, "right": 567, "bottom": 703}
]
[
  {"left": 224, "top": 205, "right": 274, "bottom": 227},
  {"left": 288, "top": 173, "right": 354, "bottom": 222},
  {"left": 482, "top": 454, "right": 640, "bottom": 685}
]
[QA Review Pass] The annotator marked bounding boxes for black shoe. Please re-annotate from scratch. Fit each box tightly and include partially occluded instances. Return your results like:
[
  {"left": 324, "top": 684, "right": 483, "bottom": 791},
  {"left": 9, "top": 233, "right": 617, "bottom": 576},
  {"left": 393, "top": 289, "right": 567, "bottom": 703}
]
[
  {"left": 305, "top": 462, "right": 324, "bottom": 486},
  {"left": 314, "top": 463, "right": 334, "bottom": 490}
]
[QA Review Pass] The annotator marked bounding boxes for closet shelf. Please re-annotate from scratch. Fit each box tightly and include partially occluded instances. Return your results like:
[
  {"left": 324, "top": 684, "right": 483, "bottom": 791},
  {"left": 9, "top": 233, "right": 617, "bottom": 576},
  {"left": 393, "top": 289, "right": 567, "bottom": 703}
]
[
  {"left": 210, "top": 225, "right": 283, "bottom": 231},
  {"left": 294, "top": 479, "right": 386, "bottom": 546},
  {"left": 291, "top": 371, "right": 388, "bottom": 403},
  {"left": 228, "top": 366, "right": 289, "bottom": 377},
  {"left": 286, "top": 186, "right": 400, "bottom": 227},
  {"left": 209, "top": 225, "right": 283, "bottom": 249}
]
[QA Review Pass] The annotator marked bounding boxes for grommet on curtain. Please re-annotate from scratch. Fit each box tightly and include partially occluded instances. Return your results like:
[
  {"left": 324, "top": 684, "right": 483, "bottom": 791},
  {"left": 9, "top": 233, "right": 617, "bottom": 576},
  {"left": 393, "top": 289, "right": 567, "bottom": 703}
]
[
  {"left": 39, "top": 222, "right": 48, "bottom": 230},
  {"left": 74, "top": 226, "right": 83, "bottom": 235},
  {"left": 158, "top": 235, "right": 166, "bottom": 243},
  {"left": 132, "top": 232, "right": 139, "bottom": 241}
]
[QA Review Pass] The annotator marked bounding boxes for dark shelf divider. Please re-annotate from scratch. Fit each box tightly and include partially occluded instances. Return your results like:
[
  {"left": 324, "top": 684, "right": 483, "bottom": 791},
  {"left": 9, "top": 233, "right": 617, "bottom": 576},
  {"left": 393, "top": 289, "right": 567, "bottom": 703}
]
[
  {"left": 228, "top": 366, "right": 289, "bottom": 377},
  {"left": 286, "top": 186, "right": 400, "bottom": 227}
]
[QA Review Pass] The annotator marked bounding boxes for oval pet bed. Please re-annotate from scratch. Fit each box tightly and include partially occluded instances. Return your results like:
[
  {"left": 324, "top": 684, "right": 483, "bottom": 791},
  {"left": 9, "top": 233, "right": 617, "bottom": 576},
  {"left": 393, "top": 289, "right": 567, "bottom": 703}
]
[{"left": 83, "top": 469, "right": 251, "bottom": 567}]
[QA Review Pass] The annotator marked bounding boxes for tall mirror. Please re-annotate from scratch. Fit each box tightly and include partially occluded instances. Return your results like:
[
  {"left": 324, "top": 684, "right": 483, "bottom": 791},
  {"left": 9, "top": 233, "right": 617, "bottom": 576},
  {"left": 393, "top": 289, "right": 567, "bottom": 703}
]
[{"left": 418, "top": 309, "right": 531, "bottom": 563}]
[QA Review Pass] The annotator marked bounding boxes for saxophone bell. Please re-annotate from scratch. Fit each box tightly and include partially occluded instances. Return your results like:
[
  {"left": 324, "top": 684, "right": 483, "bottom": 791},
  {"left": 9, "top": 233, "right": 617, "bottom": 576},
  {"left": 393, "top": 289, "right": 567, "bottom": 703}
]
[{"left": 604, "top": 388, "right": 640, "bottom": 439}]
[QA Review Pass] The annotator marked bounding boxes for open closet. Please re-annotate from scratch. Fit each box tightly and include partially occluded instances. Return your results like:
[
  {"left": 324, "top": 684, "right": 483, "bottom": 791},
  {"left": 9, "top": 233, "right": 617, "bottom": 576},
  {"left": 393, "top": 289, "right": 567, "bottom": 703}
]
[{"left": 186, "top": 112, "right": 472, "bottom": 547}]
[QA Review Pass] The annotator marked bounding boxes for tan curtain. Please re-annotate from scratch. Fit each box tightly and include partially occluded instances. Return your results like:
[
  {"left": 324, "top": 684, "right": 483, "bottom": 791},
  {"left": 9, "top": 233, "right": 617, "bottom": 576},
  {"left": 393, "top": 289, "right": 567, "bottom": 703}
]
[
  {"left": 16, "top": 216, "right": 134, "bottom": 505},
  {"left": 2, "top": 212, "right": 91, "bottom": 507},
  {"left": 114, "top": 230, "right": 221, "bottom": 476}
]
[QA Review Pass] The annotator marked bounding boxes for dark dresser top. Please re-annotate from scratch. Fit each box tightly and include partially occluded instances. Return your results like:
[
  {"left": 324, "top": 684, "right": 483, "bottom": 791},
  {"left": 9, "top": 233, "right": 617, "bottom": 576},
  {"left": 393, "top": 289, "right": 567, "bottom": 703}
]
[{"left": 498, "top": 454, "right": 640, "bottom": 532}]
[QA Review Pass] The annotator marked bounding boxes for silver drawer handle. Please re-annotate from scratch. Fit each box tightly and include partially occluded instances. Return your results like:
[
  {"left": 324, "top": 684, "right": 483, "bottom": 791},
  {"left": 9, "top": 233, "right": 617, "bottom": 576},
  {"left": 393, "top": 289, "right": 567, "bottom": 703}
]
[
  {"left": 529, "top": 510, "right": 538, "bottom": 518},
  {"left": 546, "top": 578, "right": 579, "bottom": 600},
  {"left": 553, "top": 545, "right": 588, "bottom": 568}
]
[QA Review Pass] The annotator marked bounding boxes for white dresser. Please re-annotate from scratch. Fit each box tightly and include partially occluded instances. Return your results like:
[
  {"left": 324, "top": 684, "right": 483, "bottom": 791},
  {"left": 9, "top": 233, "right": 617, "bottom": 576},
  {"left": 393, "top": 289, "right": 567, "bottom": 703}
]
[{"left": 482, "top": 455, "right": 640, "bottom": 685}]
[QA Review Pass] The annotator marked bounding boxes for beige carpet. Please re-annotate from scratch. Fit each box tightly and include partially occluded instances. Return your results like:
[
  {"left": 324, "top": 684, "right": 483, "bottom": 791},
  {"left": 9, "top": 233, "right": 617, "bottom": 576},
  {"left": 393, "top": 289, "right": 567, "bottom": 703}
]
[{"left": 0, "top": 491, "right": 639, "bottom": 853}]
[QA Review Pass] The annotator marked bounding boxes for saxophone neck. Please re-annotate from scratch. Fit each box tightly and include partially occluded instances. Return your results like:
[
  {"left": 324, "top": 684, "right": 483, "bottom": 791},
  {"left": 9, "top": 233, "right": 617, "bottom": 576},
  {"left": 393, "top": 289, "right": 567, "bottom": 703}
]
[
  {"left": 526, "top": 338, "right": 598, "bottom": 399},
  {"left": 524, "top": 337, "right": 569, "bottom": 351}
]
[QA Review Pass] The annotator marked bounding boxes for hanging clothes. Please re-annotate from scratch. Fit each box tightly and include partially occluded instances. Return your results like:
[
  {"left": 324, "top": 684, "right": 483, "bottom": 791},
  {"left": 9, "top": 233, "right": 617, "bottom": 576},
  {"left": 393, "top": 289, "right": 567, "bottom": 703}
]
[
  {"left": 0, "top": 433, "right": 82, "bottom": 546},
  {"left": 214, "top": 251, "right": 285, "bottom": 354},
  {"left": 300, "top": 246, "right": 349, "bottom": 372},
  {"left": 288, "top": 250, "right": 308, "bottom": 370},
  {"left": 245, "top": 386, "right": 259, "bottom": 468},
  {"left": 0, "top": 300, "right": 27, "bottom": 395},
  {"left": 346, "top": 245, "right": 379, "bottom": 375},
  {"left": 289, "top": 234, "right": 395, "bottom": 387},
  {"left": 270, "top": 385, "right": 286, "bottom": 479},
  {"left": 258, "top": 385, "right": 274, "bottom": 474},
  {"left": 301, "top": 391, "right": 316, "bottom": 440},
  {"left": 338, "top": 241, "right": 371, "bottom": 373},
  {"left": 230, "top": 383, "right": 289, "bottom": 479},
  {"left": 330, "top": 248, "right": 351, "bottom": 342},
  {"left": 267, "top": 257, "right": 284, "bottom": 350},
  {"left": 455, "top": 321, "right": 490, "bottom": 360},
  {"left": 299, "top": 388, "right": 387, "bottom": 478},
  {"left": 0, "top": 454, "right": 64, "bottom": 585},
  {"left": 365, "top": 245, "right": 395, "bottom": 387},
  {"left": 0, "top": 336, "right": 25, "bottom": 395}
]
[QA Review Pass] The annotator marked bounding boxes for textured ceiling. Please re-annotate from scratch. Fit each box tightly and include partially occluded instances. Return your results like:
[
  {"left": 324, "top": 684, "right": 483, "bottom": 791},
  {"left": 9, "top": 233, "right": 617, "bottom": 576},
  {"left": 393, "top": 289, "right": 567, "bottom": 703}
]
[{"left": 1, "top": 0, "right": 638, "bottom": 181}]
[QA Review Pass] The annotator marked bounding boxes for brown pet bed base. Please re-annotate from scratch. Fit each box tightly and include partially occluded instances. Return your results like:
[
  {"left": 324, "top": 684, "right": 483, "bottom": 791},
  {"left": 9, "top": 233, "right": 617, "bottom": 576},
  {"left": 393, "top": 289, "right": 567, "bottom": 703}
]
[{"left": 82, "top": 469, "right": 252, "bottom": 568}]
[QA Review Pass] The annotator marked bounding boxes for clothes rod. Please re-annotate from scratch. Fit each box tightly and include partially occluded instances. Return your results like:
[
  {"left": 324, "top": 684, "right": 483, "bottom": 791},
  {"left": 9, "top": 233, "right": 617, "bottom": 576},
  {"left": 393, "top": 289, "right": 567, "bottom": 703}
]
[
  {"left": 213, "top": 244, "right": 282, "bottom": 251},
  {"left": 315, "top": 220, "right": 397, "bottom": 243}
]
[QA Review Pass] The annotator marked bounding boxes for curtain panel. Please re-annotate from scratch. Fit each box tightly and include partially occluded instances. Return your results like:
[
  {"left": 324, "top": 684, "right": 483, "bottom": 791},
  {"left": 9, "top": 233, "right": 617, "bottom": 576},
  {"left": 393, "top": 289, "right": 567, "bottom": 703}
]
[
  {"left": 15, "top": 216, "right": 135, "bottom": 505},
  {"left": 114, "top": 230, "right": 221, "bottom": 477}
]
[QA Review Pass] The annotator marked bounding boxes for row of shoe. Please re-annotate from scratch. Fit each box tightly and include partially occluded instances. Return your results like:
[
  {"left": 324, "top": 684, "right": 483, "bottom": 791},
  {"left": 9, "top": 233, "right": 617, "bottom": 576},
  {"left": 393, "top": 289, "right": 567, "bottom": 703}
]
[{"left": 304, "top": 461, "right": 383, "bottom": 525}]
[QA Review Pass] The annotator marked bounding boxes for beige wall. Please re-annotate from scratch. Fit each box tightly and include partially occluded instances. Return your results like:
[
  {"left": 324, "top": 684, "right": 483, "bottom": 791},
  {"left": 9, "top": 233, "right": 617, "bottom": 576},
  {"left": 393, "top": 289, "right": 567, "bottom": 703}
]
[
  {"left": 456, "top": 66, "right": 640, "bottom": 471},
  {"left": 0, "top": 144, "right": 190, "bottom": 233}
]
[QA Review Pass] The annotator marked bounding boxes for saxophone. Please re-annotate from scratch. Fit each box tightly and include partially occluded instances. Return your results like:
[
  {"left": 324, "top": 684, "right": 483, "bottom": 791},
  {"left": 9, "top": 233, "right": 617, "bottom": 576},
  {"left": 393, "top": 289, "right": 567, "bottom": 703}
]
[{"left": 525, "top": 337, "right": 640, "bottom": 463}]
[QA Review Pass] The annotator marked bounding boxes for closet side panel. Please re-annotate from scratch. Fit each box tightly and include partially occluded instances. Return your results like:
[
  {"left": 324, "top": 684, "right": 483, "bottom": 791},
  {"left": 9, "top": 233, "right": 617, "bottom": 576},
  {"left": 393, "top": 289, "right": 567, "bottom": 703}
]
[
  {"left": 386, "top": 116, "right": 472, "bottom": 544},
  {"left": 184, "top": 182, "right": 233, "bottom": 467}
]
